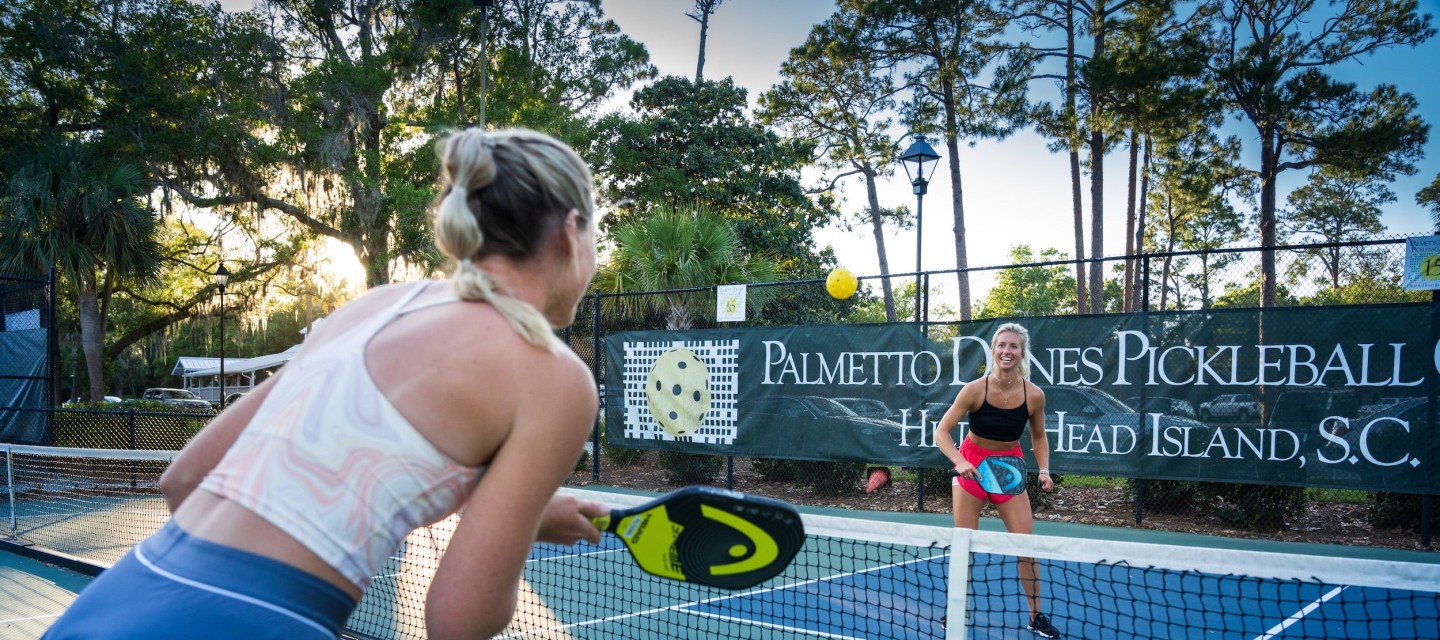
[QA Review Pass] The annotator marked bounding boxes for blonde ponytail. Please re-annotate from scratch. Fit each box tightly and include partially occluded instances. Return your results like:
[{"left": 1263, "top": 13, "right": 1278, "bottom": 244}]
[{"left": 433, "top": 128, "right": 593, "bottom": 351}]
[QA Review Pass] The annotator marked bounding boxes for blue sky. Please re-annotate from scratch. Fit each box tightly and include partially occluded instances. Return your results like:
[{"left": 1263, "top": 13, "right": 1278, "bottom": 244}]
[{"left": 603, "top": 0, "right": 1440, "bottom": 289}]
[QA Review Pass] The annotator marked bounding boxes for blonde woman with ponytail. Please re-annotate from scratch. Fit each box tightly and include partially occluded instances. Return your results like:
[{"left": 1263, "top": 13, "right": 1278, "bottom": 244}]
[
  {"left": 932, "top": 322, "right": 1062, "bottom": 638},
  {"left": 46, "top": 128, "right": 605, "bottom": 640}
]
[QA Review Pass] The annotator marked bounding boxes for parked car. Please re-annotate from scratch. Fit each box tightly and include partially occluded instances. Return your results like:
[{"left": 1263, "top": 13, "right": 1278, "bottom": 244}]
[
  {"left": 1267, "top": 389, "right": 1358, "bottom": 437},
  {"left": 1126, "top": 396, "right": 1198, "bottom": 419},
  {"left": 1198, "top": 393, "right": 1262, "bottom": 422},
  {"left": 749, "top": 395, "right": 904, "bottom": 459},
  {"left": 1358, "top": 396, "right": 1411, "bottom": 417},
  {"left": 141, "top": 387, "right": 213, "bottom": 413},
  {"left": 830, "top": 397, "right": 896, "bottom": 420},
  {"left": 223, "top": 392, "right": 247, "bottom": 407}
]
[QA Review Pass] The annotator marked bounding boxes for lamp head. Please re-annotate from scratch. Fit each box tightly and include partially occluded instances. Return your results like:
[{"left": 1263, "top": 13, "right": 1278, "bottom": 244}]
[
  {"left": 899, "top": 135, "right": 941, "bottom": 190},
  {"left": 215, "top": 262, "right": 230, "bottom": 290}
]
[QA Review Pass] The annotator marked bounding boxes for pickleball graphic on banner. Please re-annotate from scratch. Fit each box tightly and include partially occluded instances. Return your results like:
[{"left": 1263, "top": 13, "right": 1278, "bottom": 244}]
[{"left": 623, "top": 340, "right": 739, "bottom": 443}]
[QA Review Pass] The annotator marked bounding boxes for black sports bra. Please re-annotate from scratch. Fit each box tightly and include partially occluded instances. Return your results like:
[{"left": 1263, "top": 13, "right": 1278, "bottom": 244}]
[{"left": 968, "top": 376, "right": 1029, "bottom": 441}]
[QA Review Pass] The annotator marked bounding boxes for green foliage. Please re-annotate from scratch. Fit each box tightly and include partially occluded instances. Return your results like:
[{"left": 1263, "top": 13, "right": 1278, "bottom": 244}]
[
  {"left": 53, "top": 401, "right": 210, "bottom": 449},
  {"left": 658, "top": 450, "right": 723, "bottom": 486},
  {"left": 594, "top": 204, "right": 780, "bottom": 329},
  {"left": 975, "top": 246, "right": 1077, "bottom": 318},
  {"left": 590, "top": 76, "right": 831, "bottom": 277},
  {"left": 1124, "top": 478, "right": 1199, "bottom": 514},
  {"left": 600, "top": 420, "right": 644, "bottom": 466},
  {"left": 1193, "top": 482, "right": 1307, "bottom": 531},
  {"left": 795, "top": 460, "right": 866, "bottom": 496},
  {"left": 1367, "top": 492, "right": 1437, "bottom": 532},
  {"left": 1205, "top": 0, "right": 1433, "bottom": 306},
  {"left": 1419, "top": 172, "right": 1440, "bottom": 230},
  {"left": 751, "top": 458, "right": 800, "bottom": 482}
]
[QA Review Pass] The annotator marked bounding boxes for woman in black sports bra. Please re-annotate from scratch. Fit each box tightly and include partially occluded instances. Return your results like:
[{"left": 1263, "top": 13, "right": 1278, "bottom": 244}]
[{"left": 933, "top": 322, "right": 1062, "bottom": 639}]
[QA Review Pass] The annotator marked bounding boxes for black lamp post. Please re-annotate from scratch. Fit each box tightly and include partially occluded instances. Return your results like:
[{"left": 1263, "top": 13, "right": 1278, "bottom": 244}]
[
  {"left": 899, "top": 135, "right": 941, "bottom": 323},
  {"left": 215, "top": 262, "right": 229, "bottom": 410}
]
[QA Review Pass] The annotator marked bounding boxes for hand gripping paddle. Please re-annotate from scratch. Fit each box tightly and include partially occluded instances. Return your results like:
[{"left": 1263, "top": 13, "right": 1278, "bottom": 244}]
[
  {"left": 590, "top": 486, "right": 806, "bottom": 590},
  {"left": 952, "top": 455, "right": 1029, "bottom": 495}
]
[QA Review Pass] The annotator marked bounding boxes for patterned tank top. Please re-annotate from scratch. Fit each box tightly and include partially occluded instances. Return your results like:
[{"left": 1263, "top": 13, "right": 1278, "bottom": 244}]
[{"left": 200, "top": 282, "right": 484, "bottom": 589}]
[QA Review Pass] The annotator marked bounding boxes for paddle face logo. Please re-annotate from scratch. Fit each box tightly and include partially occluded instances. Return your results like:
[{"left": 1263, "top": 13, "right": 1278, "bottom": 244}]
[
  {"left": 699, "top": 504, "right": 779, "bottom": 576},
  {"left": 979, "top": 458, "right": 1024, "bottom": 494}
]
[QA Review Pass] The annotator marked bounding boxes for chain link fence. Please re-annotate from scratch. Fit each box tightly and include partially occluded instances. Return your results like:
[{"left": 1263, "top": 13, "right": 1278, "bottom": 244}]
[
  {"left": 564, "top": 237, "right": 1436, "bottom": 550},
  {"left": 0, "top": 269, "right": 56, "bottom": 443},
  {"left": 4, "top": 240, "right": 1432, "bottom": 549}
]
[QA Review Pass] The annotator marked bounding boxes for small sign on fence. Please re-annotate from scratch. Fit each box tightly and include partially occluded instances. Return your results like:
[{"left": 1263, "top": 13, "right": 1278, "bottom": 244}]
[
  {"left": 716, "top": 284, "right": 747, "bottom": 322},
  {"left": 1401, "top": 235, "right": 1440, "bottom": 290}
]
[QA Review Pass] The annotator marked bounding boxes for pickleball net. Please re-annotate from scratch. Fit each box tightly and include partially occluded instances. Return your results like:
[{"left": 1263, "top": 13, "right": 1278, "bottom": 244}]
[{"left": 5, "top": 444, "right": 1438, "bottom": 639}]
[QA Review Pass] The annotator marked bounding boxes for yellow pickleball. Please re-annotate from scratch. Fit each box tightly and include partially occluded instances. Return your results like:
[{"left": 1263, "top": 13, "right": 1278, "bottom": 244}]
[{"left": 826, "top": 267, "right": 858, "bottom": 299}]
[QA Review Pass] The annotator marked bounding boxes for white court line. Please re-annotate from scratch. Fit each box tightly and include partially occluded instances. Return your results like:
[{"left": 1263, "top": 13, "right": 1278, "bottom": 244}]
[
  {"left": 0, "top": 613, "right": 61, "bottom": 623},
  {"left": 1252, "top": 586, "right": 1348, "bottom": 640},
  {"left": 498, "top": 552, "right": 949, "bottom": 639}
]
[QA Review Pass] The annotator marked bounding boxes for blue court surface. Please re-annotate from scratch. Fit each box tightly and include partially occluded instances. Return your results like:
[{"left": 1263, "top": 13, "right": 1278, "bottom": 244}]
[
  {"left": 478, "top": 533, "right": 1437, "bottom": 640},
  {"left": 0, "top": 550, "right": 89, "bottom": 639},
  {"left": 3, "top": 507, "right": 1437, "bottom": 639}
]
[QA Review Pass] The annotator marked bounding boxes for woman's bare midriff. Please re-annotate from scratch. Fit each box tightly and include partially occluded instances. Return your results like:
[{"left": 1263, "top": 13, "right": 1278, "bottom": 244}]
[
  {"left": 967, "top": 432, "right": 1021, "bottom": 451},
  {"left": 171, "top": 489, "right": 363, "bottom": 600}
]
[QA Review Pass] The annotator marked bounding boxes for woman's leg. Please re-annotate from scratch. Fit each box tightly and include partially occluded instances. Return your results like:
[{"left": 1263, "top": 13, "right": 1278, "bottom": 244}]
[
  {"left": 994, "top": 492, "right": 1041, "bottom": 620},
  {"left": 952, "top": 483, "right": 985, "bottom": 529}
]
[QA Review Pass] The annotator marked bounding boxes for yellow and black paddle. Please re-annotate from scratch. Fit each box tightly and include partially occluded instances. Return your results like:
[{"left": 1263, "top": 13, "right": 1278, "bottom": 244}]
[{"left": 591, "top": 486, "right": 806, "bottom": 590}]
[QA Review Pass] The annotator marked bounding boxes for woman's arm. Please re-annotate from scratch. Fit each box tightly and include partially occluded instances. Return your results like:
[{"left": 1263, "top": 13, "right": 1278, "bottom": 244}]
[
  {"left": 158, "top": 372, "right": 282, "bottom": 512},
  {"left": 934, "top": 381, "right": 979, "bottom": 475},
  {"left": 423, "top": 355, "right": 600, "bottom": 640},
  {"left": 1027, "top": 384, "right": 1053, "bottom": 491}
]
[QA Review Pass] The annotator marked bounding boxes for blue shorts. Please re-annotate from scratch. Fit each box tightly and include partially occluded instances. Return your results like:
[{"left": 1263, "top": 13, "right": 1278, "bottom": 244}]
[{"left": 43, "top": 521, "right": 356, "bottom": 639}]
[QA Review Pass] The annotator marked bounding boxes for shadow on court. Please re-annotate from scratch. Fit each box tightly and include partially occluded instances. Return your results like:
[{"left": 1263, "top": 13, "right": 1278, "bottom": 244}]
[{"left": 0, "top": 550, "right": 89, "bottom": 639}]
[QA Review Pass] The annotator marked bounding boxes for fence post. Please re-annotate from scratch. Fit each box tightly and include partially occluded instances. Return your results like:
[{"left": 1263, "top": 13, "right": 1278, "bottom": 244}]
[
  {"left": 47, "top": 268, "right": 59, "bottom": 445},
  {"left": 591, "top": 289, "right": 602, "bottom": 483},
  {"left": 1422, "top": 495, "right": 1433, "bottom": 549}
]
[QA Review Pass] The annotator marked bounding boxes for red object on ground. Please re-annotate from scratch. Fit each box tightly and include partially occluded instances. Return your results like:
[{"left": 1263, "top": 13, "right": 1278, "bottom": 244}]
[{"left": 865, "top": 467, "right": 891, "bottom": 493}]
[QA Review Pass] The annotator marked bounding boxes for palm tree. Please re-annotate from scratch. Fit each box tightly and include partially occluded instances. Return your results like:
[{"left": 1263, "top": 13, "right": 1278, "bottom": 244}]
[
  {"left": 1, "top": 137, "right": 162, "bottom": 401},
  {"left": 594, "top": 203, "right": 778, "bottom": 485},
  {"left": 595, "top": 204, "right": 779, "bottom": 330}
]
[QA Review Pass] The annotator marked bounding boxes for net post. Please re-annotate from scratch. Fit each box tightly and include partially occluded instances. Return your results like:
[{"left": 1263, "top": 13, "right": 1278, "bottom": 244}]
[{"left": 947, "top": 527, "right": 971, "bottom": 640}]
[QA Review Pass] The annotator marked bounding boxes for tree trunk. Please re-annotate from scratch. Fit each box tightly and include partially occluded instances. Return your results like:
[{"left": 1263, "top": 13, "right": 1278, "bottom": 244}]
[
  {"left": 1066, "top": 0, "right": 1087, "bottom": 313},
  {"left": 943, "top": 81, "right": 972, "bottom": 320},
  {"left": 864, "top": 169, "right": 897, "bottom": 322},
  {"left": 1087, "top": 3, "right": 1107, "bottom": 315},
  {"left": 1123, "top": 129, "right": 1138, "bottom": 312},
  {"left": 1259, "top": 127, "right": 1278, "bottom": 309},
  {"left": 1134, "top": 136, "right": 1151, "bottom": 310},
  {"left": 695, "top": 8, "right": 709, "bottom": 81},
  {"left": 76, "top": 272, "right": 105, "bottom": 402}
]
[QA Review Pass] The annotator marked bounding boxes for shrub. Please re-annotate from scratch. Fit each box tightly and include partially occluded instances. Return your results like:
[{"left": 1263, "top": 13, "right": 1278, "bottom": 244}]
[
  {"left": 1368, "top": 492, "right": 1437, "bottom": 532},
  {"left": 1124, "top": 479, "right": 1200, "bottom": 515},
  {"left": 53, "top": 401, "right": 208, "bottom": 449},
  {"left": 920, "top": 466, "right": 953, "bottom": 496},
  {"left": 598, "top": 420, "right": 643, "bottom": 466},
  {"left": 1019, "top": 473, "right": 1064, "bottom": 511},
  {"left": 794, "top": 460, "right": 865, "bottom": 496},
  {"left": 751, "top": 458, "right": 800, "bottom": 482},
  {"left": 658, "top": 451, "right": 722, "bottom": 486},
  {"left": 1194, "top": 482, "right": 1306, "bottom": 530}
]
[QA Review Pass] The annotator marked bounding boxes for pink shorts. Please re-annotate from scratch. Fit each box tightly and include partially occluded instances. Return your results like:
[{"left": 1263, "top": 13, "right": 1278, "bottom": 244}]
[{"left": 953, "top": 438, "right": 1024, "bottom": 504}]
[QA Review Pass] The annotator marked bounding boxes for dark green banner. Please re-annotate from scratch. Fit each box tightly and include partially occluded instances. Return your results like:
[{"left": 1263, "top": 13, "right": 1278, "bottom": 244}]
[{"left": 604, "top": 303, "right": 1440, "bottom": 494}]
